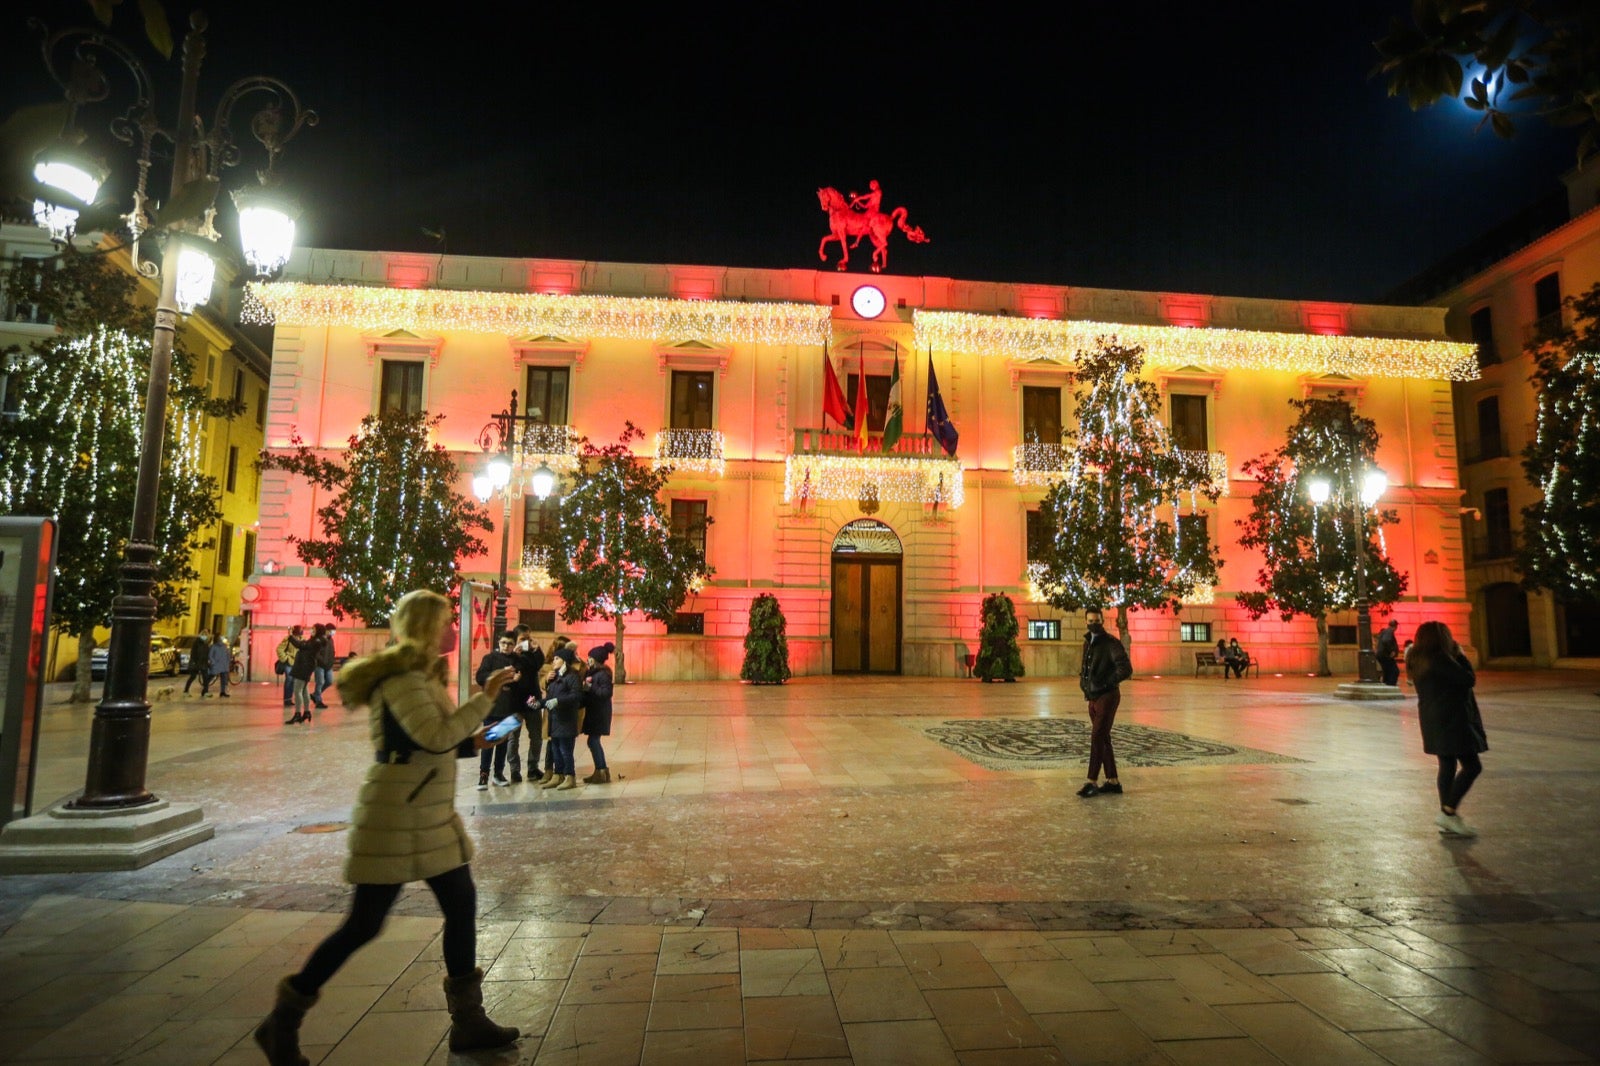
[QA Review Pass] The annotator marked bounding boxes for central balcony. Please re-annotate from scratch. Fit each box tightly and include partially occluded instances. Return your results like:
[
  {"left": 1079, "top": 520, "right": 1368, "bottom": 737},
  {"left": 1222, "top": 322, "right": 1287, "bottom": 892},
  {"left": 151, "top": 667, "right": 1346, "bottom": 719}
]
[
  {"left": 786, "top": 427, "right": 963, "bottom": 510},
  {"left": 654, "top": 428, "right": 726, "bottom": 477}
]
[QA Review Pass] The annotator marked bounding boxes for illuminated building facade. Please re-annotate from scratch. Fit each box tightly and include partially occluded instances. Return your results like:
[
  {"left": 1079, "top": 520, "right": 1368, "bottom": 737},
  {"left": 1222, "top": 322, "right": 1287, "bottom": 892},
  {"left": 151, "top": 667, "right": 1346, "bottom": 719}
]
[
  {"left": 244, "top": 248, "right": 1476, "bottom": 679},
  {"left": 1406, "top": 161, "right": 1600, "bottom": 664}
]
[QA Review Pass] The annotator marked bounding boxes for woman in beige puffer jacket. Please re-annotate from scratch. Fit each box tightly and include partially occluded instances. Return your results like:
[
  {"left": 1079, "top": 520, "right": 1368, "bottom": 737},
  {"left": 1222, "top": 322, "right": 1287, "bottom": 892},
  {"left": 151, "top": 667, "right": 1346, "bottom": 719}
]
[{"left": 255, "top": 590, "right": 521, "bottom": 1066}]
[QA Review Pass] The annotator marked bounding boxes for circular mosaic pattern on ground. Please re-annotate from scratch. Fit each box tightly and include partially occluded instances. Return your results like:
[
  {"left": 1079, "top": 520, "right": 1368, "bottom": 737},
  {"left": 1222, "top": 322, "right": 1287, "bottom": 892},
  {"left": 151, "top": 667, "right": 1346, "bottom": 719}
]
[{"left": 911, "top": 717, "right": 1304, "bottom": 770}]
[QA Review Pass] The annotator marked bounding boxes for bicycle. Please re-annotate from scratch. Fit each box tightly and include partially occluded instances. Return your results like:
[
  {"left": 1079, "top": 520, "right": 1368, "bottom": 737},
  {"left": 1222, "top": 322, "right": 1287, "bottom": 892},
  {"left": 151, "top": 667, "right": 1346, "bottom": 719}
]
[{"left": 228, "top": 651, "right": 245, "bottom": 687}]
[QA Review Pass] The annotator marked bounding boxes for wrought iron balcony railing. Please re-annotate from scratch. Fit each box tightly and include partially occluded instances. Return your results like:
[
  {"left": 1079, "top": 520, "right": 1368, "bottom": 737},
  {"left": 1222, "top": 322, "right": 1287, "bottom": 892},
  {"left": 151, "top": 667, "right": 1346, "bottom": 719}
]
[
  {"left": 1469, "top": 530, "right": 1518, "bottom": 563},
  {"left": 653, "top": 428, "right": 726, "bottom": 476},
  {"left": 786, "top": 427, "right": 962, "bottom": 509},
  {"left": 1012, "top": 443, "right": 1070, "bottom": 487}
]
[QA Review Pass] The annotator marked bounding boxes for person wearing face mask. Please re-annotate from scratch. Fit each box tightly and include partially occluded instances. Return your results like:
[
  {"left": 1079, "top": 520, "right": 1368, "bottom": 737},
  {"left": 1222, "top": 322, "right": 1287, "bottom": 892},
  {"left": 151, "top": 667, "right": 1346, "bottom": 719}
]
[
  {"left": 1077, "top": 607, "right": 1133, "bottom": 798},
  {"left": 507, "top": 625, "right": 544, "bottom": 783},
  {"left": 541, "top": 645, "right": 585, "bottom": 791}
]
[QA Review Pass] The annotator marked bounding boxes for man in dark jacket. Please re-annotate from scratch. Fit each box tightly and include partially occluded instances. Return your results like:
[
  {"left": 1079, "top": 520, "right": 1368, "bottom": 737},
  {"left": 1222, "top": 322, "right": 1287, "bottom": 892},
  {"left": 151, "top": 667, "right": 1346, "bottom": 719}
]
[
  {"left": 1374, "top": 619, "right": 1401, "bottom": 686},
  {"left": 1077, "top": 607, "right": 1133, "bottom": 798},
  {"left": 506, "top": 625, "right": 544, "bottom": 784},
  {"left": 475, "top": 632, "right": 519, "bottom": 789}
]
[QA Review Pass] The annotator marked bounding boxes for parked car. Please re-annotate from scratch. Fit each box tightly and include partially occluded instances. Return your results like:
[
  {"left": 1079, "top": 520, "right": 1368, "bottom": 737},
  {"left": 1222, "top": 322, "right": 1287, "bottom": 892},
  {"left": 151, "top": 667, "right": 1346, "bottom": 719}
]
[{"left": 89, "top": 636, "right": 178, "bottom": 680}]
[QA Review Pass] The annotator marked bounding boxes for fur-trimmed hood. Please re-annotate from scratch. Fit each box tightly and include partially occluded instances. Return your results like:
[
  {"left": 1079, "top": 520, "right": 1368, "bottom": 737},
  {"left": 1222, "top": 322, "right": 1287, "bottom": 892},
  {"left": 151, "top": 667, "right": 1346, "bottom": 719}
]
[{"left": 337, "top": 642, "right": 449, "bottom": 706}]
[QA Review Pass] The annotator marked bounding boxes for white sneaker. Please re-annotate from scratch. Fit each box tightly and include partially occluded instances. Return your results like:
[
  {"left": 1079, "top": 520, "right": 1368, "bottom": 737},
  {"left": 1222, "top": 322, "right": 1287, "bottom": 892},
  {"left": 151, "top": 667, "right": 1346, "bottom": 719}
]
[
  {"left": 491, "top": 773, "right": 510, "bottom": 787},
  {"left": 1436, "top": 812, "right": 1478, "bottom": 837}
]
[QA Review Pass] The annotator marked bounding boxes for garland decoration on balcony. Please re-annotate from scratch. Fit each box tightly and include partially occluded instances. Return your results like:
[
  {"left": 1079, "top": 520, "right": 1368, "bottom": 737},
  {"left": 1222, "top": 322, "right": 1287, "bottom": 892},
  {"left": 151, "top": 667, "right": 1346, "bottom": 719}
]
[
  {"left": 913, "top": 310, "right": 1479, "bottom": 381},
  {"left": 782, "top": 454, "right": 965, "bottom": 509},
  {"left": 652, "top": 429, "right": 727, "bottom": 477},
  {"left": 244, "top": 282, "right": 833, "bottom": 347}
]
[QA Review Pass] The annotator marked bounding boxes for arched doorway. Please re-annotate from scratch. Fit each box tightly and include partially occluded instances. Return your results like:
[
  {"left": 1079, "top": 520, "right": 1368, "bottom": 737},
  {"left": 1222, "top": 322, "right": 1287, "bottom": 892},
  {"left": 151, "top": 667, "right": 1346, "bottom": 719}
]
[
  {"left": 1483, "top": 582, "right": 1532, "bottom": 658},
  {"left": 830, "top": 518, "right": 902, "bottom": 674}
]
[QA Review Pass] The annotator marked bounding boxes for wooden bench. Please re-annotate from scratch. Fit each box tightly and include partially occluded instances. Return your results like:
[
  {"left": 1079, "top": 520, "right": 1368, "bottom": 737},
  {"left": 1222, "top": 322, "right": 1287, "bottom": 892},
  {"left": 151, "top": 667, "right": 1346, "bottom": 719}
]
[{"left": 1195, "top": 651, "right": 1260, "bottom": 678}]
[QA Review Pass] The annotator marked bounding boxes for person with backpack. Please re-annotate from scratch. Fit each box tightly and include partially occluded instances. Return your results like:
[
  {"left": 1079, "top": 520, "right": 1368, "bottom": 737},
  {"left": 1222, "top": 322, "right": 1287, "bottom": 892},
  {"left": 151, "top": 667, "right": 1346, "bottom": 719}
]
[{"left": 277, "top": 627, "right": 301, "bottom": 708}]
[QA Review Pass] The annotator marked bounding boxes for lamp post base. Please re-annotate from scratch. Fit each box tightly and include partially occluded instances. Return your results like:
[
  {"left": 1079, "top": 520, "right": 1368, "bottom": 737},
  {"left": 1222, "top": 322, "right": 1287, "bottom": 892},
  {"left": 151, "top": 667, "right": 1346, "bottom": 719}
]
[
  {"left": 1335, "top": 681, "right": 1406, "bottom": 702},
  {"left": 0, "top": 797, "right": 213, "bottom": 874}
]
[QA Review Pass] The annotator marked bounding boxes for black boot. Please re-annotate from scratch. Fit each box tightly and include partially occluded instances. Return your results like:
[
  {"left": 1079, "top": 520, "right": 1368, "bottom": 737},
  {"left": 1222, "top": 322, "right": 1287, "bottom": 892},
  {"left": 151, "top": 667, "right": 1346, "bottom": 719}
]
[
  {"left": 254, "top": 975, "right": 317, "bottom": 1066},
  {"left": 443, "top": 968, "right": 519, "bottom": 1051}
]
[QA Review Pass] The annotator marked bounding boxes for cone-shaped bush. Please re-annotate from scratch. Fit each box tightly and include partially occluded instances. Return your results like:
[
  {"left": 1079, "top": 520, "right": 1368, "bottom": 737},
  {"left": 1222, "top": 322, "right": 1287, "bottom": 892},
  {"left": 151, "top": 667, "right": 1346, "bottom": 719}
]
[
  {"left": 740, "top": 593, "right": 792, "bottom": 684},
  {"left": 974, "top": 592, "right": 1025, "bottom": 682}
]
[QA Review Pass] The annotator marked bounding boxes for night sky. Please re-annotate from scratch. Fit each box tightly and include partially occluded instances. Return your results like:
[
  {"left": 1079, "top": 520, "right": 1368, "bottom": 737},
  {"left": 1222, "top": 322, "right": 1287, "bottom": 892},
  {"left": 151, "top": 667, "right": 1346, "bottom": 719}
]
[{"left": 4, "top": 1, "right": 1582, "bottom": 305}]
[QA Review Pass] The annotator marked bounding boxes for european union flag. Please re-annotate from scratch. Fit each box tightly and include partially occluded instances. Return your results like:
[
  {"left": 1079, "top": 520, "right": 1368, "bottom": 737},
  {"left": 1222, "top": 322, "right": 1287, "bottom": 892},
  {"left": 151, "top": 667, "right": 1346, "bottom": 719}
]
[{"left": 925, "top": 354, "right": 959, "bottom": 457}]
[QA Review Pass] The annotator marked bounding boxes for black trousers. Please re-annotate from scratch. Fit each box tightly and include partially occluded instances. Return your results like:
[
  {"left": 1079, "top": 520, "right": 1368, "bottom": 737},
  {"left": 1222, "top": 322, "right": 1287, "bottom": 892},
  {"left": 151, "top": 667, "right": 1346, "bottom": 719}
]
[
  {"left": 1437, "top": 753, "right": 1482, "bottom": 811},
  {"left": 293, "top": 864, "right": 477, "bottom": 994}
]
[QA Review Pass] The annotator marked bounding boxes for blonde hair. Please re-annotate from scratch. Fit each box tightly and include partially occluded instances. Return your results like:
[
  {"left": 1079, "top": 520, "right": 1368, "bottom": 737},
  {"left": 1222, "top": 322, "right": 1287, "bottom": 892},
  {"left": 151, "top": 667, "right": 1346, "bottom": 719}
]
[{"left": 390, "top": 590, "right": 451, "bottom": 651}]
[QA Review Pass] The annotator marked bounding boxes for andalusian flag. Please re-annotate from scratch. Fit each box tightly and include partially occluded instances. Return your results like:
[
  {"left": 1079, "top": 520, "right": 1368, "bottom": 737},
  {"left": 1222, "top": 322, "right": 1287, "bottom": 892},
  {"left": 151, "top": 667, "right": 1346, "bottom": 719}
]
[{"left": 880, "top": 348, "right": 903, "bottom": 451}]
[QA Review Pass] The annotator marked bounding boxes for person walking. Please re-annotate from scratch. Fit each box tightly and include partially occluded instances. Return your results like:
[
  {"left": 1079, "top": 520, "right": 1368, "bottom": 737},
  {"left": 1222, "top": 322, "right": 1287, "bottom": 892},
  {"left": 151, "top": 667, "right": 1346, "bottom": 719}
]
[
  {"left": 286, "top": 626, "right": 321, "bottom": 725},
  {"left": 253, "top": 589, "right": 520, "bottom": 1065},
  {"left": 581, "top": 643, "right": 616, "bottom": 784},
  {"left": 1077, "top": 607, "right": 1132, "bottom": 798},
  {"left": 183, "top": 633, "right": 211, "bottom": 696},
  {"left": 541, "top": 645, "right": 584, "bottom": 791},
  {"left": 277, "top": 627, "right": 301, "bottom": 708},
  {"left": 1375, "top": 618, "right": 1402, "bottom": 686},
  {"left": 1406, "top": 620, "right": 1488, "bottom": 837},
  {"left": 311, "top": 624, "right": 336, "bottom": 709},
  {"left": 203, "top": 636, "right": 232, "bottom": 698},
  {"left": 474, "top": 632, "right": 518, "bottom": 790}
]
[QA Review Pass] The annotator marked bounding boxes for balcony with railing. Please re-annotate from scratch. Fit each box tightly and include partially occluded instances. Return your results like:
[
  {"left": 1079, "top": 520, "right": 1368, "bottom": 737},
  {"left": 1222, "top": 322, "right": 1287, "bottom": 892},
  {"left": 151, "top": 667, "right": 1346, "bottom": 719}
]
[
  {"left": 1461, "top": 436, "right": 1510, "bottom": 465},
  {"left": 785, "top": 427, "right": 963, "bottom": 509},
  {"left": 1012, "top": 443, "right": 1071, "bottom": 487},
  {"left": 1174, "top": 450, "right": 1231, "bottom": 496},
  {"left": 507, "top": 421, "right": 580, "bottom": 476},
  {"left": 653, "top": 428, "right": 726, "bottom": 477}
]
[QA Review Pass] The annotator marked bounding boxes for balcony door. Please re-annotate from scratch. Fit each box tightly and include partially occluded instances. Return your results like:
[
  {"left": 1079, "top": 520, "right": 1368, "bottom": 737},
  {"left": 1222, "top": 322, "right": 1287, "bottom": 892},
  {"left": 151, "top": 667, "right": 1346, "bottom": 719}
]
[
  {"left": 524, "top": 366, "right": 569, "bottom": 425},
  {"left": 830, "top": 519, "right": 902, "bottom": 674}
]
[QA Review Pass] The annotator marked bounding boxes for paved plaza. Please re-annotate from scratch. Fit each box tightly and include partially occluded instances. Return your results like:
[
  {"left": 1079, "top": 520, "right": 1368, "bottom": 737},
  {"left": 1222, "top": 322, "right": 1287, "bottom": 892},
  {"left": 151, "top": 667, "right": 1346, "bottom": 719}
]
[{"left": 2, "top": 667, "right": 1598, "bottom": 1065}]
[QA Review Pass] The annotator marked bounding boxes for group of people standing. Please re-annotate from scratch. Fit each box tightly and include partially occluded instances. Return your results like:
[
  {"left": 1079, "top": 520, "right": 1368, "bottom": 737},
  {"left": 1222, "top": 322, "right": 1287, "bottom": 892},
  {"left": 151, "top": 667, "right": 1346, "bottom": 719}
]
[
  {"left": 473, "top": 628, "right": 615, "bottom": 792},
  {"left": 277, "top": 624, "right": 337, "bottom": 724},
  {"left": 180, "top": 634, "right": 237, "bottom": 698}
]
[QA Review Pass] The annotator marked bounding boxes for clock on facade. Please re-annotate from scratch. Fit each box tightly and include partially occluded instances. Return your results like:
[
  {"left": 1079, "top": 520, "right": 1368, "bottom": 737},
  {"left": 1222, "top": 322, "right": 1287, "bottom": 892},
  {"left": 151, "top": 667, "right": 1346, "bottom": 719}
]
[{"left": 851, "top": 284, "right": 886, "bottom": 319}]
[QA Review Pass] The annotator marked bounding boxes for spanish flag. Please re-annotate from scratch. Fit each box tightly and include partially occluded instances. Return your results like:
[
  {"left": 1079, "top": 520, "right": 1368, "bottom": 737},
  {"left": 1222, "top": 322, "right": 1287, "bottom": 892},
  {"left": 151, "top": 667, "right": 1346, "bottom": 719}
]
[{"left": 853, "top": 350, "right": 869, "bottom": 454}]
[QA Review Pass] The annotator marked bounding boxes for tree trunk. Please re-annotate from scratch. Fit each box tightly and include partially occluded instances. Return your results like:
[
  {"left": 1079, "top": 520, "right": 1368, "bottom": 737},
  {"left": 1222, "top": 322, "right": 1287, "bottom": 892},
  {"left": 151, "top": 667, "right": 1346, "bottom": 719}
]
[
  {"left": 1115, "top": 604, "right": 1132, "bottom": 668},
  {"left": 1315, "top": 614, "right": 1331, "bottom": 676},
  {"left": 71, "top": 636, "right": 96, "bottom": 703},
  {"left": 613, "top": 615, "right": 627, "bottom": 685}
]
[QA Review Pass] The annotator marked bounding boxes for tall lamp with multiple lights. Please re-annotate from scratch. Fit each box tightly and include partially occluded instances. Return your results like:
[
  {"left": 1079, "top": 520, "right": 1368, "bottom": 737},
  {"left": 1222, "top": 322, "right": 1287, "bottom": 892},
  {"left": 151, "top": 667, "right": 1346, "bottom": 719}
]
[
  {"left": 1305, "top": 432, "right": 1389, "bottom": 685},
  {"left": 474, "top": 390, "right": 557, "bottom": 637},
  {"left": 28, "top": 13, "right": 315, "bottom": 814}
]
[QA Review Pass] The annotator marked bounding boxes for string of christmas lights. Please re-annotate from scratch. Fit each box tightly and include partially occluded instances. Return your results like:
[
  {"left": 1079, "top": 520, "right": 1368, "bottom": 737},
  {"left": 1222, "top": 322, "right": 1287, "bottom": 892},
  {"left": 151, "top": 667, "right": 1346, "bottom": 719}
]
[
  {"left": 652, "top": 429, "right": 727, "bottom": 477},
  {"left": 244, "top": 282, "right": 833, "bottom": 347},
  {"left": 913, "top": 310, "right": 1479, "bottom": 381},
  {"left": 520, "top": 546, "right": 553, "bottom": 590},
  {"left": 783, "top": 454, "right": 965, "bottom": 509}
]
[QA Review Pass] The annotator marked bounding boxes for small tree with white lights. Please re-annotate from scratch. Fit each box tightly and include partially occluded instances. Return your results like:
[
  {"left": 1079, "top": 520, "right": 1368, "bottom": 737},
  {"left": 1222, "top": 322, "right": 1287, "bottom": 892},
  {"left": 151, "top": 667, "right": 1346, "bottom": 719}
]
[
  {"left": 259, "top": 411, "right": 491, "bottom": 627},
  {"left": 1235, "top": 397, "right": 1406, "bottom": 675},
  {"left": 1029, "top": 339, "right": 1222, "bottom": 659},
  {"left": 535, "top": 423, "right": 711, "bottom": 684}
]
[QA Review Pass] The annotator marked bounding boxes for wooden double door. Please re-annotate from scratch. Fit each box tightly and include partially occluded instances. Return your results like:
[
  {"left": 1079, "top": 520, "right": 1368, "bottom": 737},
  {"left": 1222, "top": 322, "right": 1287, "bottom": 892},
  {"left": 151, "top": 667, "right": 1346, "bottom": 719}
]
[{"left": 831, "top": 554, "right": 902, "bottom": 674}]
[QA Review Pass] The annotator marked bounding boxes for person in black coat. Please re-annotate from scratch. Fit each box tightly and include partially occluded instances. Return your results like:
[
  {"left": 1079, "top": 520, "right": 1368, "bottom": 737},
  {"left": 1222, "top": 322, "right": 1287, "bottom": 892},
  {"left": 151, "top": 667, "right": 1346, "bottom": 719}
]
[
  {"left": 474, "top": 632, "right": 519, "bottom": 789},
  {"left": 1406, "top": 620, "right": 1488, "bottom": 837},
  {"left": 540, "top": 646, "right": 584, "bottom": 791},
  {"left": 286, "top": 627, "right": 323, "bottom": 725},
  {"left": 1077, "top": 607, "right": 1133, "bottom": 798},
  {"left": 504, "top": 625, "right": 544, "bottom": 785},
  {"left": 581, "top": 643, "right": 615, "bottom": 784}
]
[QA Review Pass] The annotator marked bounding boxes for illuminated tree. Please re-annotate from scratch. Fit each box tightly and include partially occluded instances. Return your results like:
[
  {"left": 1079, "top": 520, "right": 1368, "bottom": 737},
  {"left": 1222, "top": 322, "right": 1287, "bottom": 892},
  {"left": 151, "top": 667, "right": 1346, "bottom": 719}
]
[
  {"left": 1235, "top": 397, "right": 1407, "bottom": 675},
  {"left": 535, "top": 423, "right": 711, "bottom": 684},
  {"left": 260, "top": 412, "right": 490, "bottom": 627},
  {"left": 0, "top": 248, "right": 227, "bottom": 700},
  {"left": 974, "top": 592, "right": 1024, "bottom": 682},
  {"left": 1519, "top": 285, "right": 1600, "bottom": 604},
  {"left": 1030, "top": 340, "right": 1222, "bottom": 657},
  {"left": 740, "top": 593, "right": 791, "bottom": 684},
  {"left": 1373, "top": 0, "right": 1600, "bottom": 158}
]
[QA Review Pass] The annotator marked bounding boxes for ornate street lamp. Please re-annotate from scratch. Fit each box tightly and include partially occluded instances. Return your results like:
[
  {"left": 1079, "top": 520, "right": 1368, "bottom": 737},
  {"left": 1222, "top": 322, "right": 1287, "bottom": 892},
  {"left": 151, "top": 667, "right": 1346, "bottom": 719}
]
[
  {"left": 474, "top": 390, "right": 562, "bottom": 637},
  {"left": 1306, "top": 440, "right": 1389, "bottom": 686},
  {"left": 26, "top": 14, "right": 315, "bottom": 826}
]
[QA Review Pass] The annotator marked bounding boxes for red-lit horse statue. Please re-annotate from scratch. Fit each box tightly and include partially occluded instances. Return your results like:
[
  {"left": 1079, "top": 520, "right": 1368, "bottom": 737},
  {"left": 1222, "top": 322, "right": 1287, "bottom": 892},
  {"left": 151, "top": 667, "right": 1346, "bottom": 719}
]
[{"left": 817, "top": 181, "right": 929, "bottom": 273}]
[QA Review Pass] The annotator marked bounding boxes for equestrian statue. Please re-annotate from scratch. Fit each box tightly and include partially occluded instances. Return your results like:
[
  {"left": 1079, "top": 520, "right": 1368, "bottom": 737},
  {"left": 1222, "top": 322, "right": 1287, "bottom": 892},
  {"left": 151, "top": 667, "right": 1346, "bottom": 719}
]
[{"left": 816, "top": 180, "right": 929, "bottom": 273}]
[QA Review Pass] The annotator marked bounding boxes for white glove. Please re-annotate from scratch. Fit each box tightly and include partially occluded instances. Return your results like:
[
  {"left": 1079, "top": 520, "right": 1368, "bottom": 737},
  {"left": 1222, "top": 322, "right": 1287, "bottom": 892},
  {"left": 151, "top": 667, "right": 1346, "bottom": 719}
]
[{"left": 544, "top": 698, "right": 557, "bottom": 710}]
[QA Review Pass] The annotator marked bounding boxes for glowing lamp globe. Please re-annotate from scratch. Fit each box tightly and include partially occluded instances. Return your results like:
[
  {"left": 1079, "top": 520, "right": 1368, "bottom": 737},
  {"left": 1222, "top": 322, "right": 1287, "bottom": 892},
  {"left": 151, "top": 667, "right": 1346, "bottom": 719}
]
[
  {"left": 472, "top": 473, "right": 492, "bottom": 503},
  {"left": 32, "top": 148, "right": 107, "bottom": 241},
  {"left": 529, "top": 462, "right": 556, "bottom": 501},
  {"left": 1361, "top": 469, "right": 1389, "bottom": 508},
  {"left": 488, "top": 457, "right": 512, "bottom": 489},
  {"left": 232, "top": 186, "right": 300, "bottom": 275},
  {"left": 173, "top": 243, "right": 217, "bottom": 312},
  {"left": 1306, "top": 478, "right": 1332, "bottom": 505}
]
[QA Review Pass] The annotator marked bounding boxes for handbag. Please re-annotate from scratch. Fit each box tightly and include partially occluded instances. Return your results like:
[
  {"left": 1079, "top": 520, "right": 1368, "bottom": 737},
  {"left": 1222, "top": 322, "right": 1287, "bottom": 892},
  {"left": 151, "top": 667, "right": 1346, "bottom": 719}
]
[{"left": 274, "top": 660, "right": 287, "bottom": 676}]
